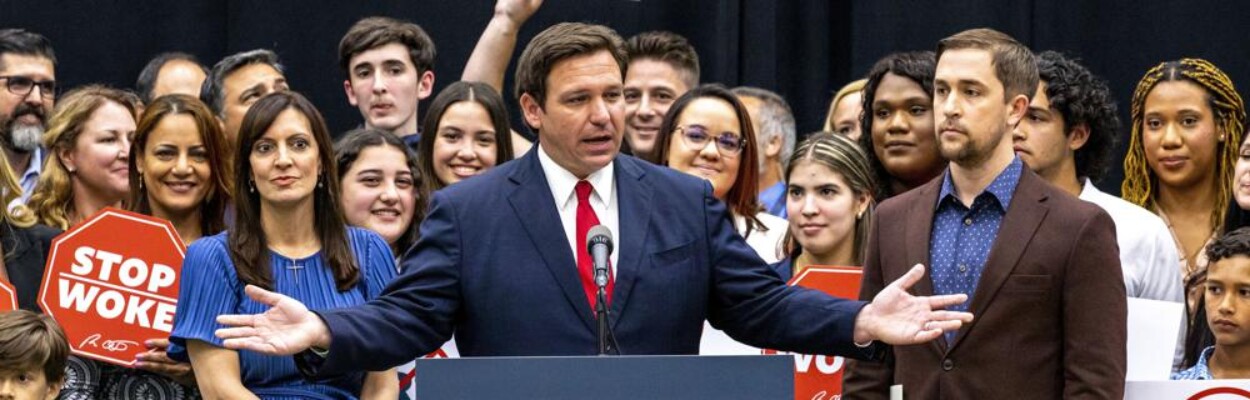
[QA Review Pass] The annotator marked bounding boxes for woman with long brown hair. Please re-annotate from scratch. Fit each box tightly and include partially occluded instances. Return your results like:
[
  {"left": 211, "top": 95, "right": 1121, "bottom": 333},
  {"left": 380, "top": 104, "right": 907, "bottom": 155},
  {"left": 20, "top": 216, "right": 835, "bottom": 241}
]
[
  {"left": 656, "top": 84, "right": 787, "bottom": 264},
  {"left": 168, "top": 92, "right": 398, "bottom": 399}
]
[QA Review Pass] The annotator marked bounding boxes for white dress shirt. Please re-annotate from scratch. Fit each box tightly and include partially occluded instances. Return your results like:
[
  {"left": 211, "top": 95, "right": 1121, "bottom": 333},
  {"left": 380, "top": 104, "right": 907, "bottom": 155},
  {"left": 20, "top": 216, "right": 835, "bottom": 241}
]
[
  {"left": 538, "top": 145, "right": 619, "bottom": 278},
  {"left": 1079, "top": 180, "right": 1184, "bottom": 302}
]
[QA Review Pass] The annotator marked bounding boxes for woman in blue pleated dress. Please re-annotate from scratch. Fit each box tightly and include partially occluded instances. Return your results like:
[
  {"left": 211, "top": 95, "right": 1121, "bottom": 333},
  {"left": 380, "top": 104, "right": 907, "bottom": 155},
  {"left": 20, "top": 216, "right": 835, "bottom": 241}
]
[{"left": 169, "top": 91, "right": 398, "bottom": 399}]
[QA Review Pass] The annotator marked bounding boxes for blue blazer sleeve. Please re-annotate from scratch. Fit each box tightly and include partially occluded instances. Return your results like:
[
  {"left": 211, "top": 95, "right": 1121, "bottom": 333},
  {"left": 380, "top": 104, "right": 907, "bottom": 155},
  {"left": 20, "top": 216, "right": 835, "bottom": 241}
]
[
  {"left": 700, "top": 182, "right": 875, "bottom": 358},
  {"left": 312, "top": 191, "right": 462, "bottom": 375}
]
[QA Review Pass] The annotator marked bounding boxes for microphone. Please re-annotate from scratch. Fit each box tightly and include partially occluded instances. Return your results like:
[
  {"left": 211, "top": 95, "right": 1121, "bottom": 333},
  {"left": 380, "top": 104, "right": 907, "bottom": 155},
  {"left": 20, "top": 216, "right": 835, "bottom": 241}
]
[{"left": 586, "top": 225, "right": 614, "bottom": 288}]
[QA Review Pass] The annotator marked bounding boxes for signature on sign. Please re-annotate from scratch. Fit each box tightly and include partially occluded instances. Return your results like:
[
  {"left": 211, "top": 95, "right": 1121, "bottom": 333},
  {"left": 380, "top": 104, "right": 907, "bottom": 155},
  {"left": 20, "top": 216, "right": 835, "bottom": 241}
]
[{"left": 80, "top": 333, "right": 140, "bottom": 352}]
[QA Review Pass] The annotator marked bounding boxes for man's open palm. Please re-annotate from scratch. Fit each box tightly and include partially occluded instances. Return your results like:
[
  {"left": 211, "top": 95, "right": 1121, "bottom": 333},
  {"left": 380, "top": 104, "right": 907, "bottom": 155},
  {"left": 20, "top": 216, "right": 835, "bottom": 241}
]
[{"left": 215, "top": 285, "right": 330, "bottom": 355}]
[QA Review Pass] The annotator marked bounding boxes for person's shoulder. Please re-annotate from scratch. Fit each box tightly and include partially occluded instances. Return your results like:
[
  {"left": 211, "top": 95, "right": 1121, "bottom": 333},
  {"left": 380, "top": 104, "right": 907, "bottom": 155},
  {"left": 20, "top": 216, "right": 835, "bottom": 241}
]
[
  {"left": 755, "top": 211, "right": 788, "bottom": 232},
  {"left": 1025, "top": 174, "right": 1105, "bottom": 218},
  {"left": 876, "top": 177, "right": 941, "bottom": 217},
  {"left": 23, "top": 222, "right": 61, "bottom": 242},
  {"left": 1080, "top": 185, "right": 1170, "bottom": 232},
  {"left": 621, "top": 155, "right": 713, "bottom": 196},
  {"left": 346, "top": 226, "right": 381, "bottom": 242},
  {"left": 186, "top": 231, "right": 229, "bottom": 256}
]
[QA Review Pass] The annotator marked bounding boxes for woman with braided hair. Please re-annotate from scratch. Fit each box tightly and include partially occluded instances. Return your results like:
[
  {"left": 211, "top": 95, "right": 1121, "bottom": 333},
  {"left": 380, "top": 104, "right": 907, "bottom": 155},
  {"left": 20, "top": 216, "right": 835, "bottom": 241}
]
[{"left": 1122, "top": 58, "right": 1246, "bottom": 314}]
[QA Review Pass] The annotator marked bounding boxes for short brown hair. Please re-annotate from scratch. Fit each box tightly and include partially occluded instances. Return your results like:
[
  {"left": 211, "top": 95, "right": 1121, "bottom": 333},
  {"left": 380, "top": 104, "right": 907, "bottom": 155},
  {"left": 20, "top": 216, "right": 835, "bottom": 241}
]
[
  {"left": 514, "top": 22, "right": 627, "bottom": 108},
  {"left": 936, "top": 28, "right": 1038, "bottom": 102},
  {"left": 625, "top": 31, "right": 700, "bottom": 88},
  {"left": 0, "top": 310, "right": 69, "bottom": 383},
  {"left": 338, "top": 17, "right": 436, "bottom": 79}
]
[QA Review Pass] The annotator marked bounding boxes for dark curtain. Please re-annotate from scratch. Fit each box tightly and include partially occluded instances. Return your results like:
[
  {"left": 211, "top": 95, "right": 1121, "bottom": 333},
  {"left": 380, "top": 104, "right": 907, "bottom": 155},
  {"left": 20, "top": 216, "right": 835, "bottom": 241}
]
[{"left": 4, "top": 0, "right": 1247, "bottom": 194}]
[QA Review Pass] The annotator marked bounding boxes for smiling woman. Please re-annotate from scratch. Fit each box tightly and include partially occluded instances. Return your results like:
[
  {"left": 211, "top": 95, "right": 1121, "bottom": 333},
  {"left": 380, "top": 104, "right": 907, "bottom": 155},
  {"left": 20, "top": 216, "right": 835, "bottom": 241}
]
[
  {"left": 128, "top": 94, "right": 230, "bottom": 244},
  {"left": 336, "top": 128, "right": 425, "bottom": 255},
  {"left": 28, "top": 85, "right": 138, "bottom": 230},
  {"left": 657, "top": 84, "right": 786, "bottom": 263},
  {"left": 418, "top": 81, "right": 514, "bottom": 193}
]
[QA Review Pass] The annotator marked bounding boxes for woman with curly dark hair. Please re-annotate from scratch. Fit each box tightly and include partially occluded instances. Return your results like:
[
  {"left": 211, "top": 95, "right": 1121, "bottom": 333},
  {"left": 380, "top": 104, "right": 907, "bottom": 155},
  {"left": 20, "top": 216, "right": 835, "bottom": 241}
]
[{"left": 858, "top": 52, "right": 947, "bottom": 200}]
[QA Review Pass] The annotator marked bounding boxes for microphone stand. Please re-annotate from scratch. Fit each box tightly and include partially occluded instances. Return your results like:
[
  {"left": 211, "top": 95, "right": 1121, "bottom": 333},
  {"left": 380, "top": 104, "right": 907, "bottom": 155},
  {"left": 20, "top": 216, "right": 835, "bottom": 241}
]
[
  {"left": 596, "top": 283, "right": 609, "bottom": 355},
  {"left": 595, "top": 266, "right": 610, "bottom": 355}
]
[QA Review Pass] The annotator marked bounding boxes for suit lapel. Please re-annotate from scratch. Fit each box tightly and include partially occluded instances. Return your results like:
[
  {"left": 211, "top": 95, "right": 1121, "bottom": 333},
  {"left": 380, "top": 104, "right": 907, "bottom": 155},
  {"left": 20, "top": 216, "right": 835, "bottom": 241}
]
[
  {"left": 904, "top": 181, "right": 943, "bottom": 353},
  {"left": 507, "top": 152, "right": 596, "bottom": 332},
  {"left": 905, "top": 182, "right": 938, "bottom": 297},
  {"left": 608, "top": 157, "right": 651, "bottom": 330},
  {"left": 948, "top": 170, "right": 1048, "bottom": 350}
]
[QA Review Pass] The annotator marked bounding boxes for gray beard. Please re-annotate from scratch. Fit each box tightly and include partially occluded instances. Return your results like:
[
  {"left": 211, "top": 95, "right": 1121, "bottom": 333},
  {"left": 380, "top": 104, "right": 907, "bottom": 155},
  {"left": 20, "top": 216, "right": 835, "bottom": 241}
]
[{"left": 9, "top": 124, "right": 44, "bottom": 153}]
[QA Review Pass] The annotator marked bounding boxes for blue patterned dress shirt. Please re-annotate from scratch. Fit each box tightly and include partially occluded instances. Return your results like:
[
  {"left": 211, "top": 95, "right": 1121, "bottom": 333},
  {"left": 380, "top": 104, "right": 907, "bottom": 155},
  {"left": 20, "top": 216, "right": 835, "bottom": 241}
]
[{"left": 930, "top": 157, "right": 1023, "bottom": 343}]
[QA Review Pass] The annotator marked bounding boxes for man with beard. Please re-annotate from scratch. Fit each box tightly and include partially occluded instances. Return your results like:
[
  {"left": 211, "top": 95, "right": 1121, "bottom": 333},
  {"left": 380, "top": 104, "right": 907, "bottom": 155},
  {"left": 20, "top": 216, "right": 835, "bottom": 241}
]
[
  {"left": 843, "top": 28, "right": 1127, "bottom": 399},
  {"left": 0, "top": 29, "right": 56, "bottom": 208}
]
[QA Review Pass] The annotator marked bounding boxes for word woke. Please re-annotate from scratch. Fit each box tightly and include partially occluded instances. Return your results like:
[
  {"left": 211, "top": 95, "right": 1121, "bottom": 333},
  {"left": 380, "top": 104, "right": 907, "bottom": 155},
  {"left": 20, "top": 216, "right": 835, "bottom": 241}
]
[{"left": 59, "top": 246, "right": 177, "bottom": 332}]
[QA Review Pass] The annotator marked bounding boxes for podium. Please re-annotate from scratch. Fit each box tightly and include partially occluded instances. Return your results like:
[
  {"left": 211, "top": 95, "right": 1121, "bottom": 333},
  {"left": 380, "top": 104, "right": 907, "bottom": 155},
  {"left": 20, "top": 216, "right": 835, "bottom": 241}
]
[{"left": 414, "top": 355, "right": 793, "bottom": 399}]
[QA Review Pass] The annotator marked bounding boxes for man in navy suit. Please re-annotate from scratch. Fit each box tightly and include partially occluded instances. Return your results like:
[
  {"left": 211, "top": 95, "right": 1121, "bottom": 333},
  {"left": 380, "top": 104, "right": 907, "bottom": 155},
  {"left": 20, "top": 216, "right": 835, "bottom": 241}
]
[{"left": 214, "top": 22, "right": 973, "bottom": 375}]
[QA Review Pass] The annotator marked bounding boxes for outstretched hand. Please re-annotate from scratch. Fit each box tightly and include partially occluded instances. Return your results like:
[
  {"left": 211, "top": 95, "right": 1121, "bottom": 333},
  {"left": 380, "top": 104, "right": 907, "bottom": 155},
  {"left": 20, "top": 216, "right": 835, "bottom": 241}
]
[
  {"left": 854, "top": 264, "right": 974, "bottom": 345},
  {"left": 215, "top": 285, "right": 331, "bottom": 356}
]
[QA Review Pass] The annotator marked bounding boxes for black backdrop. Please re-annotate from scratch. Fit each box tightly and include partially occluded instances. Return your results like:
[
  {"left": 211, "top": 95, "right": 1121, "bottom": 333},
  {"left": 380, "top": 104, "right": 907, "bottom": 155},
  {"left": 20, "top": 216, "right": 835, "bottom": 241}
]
[{"left": 3, "top": 0, "right": 1247, "bottom": 194}]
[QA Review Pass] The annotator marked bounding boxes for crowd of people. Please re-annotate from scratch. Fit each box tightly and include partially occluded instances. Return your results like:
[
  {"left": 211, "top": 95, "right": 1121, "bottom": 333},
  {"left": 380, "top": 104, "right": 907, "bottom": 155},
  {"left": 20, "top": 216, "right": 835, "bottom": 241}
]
[{"left": 2, "top": 1, "right": 1249, "bottom": 399}]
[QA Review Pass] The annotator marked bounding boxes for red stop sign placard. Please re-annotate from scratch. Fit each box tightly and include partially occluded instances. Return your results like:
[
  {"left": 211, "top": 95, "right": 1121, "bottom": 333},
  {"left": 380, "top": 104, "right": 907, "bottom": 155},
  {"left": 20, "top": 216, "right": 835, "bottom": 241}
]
[
  {"left": 39, "top": 207, "right": 185, "bottom": 367},
  {"left": 762, "top": 266, "right": 863, "bottom": 400},
  {"left": 0, "top": 280, "right": 16, "bottom": 312}
]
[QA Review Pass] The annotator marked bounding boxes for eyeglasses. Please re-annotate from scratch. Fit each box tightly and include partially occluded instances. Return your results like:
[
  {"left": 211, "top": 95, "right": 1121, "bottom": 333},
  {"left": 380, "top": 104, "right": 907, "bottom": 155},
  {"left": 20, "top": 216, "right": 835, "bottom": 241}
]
[
  {"left": 676, "top": 125, "right": 746, "bottom": 158},
  {"left": 0, "top": 76, "right": 57, "bottom": 99}
]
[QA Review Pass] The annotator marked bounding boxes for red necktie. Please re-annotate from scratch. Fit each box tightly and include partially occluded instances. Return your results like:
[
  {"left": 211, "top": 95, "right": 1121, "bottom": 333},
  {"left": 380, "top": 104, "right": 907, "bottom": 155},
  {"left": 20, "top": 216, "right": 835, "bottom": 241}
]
[{"left": 576, "top": 180, "right": 614, "bottom": 312}]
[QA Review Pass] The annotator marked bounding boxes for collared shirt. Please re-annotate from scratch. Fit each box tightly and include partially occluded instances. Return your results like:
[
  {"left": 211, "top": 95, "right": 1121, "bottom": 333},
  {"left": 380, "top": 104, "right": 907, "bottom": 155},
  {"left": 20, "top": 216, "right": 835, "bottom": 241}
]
[
  {"left": 537, "top": 145, "right": 620, "bottom": 277},
  {"left": 758, "top": 180, "right": 787, "bottom": 218},
  {"left": 1172, "top": 346, "right": 1215, "bottom": 380},
  {"left": 930, "top": 157, "right": 1023, "bottom": 342},
  {"left": 7, "top": 147, "right": 44, "bottom": 211}
]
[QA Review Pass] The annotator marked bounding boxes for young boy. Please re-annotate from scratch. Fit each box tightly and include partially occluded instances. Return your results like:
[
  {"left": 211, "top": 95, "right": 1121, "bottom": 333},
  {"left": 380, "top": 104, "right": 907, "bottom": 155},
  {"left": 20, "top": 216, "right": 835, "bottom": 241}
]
[
  {"left": 0, "top": 310, "right": 68, "bottom": 400},
  {"left": 1174, "top": 227, "right": 1250, "bottom": 379}
]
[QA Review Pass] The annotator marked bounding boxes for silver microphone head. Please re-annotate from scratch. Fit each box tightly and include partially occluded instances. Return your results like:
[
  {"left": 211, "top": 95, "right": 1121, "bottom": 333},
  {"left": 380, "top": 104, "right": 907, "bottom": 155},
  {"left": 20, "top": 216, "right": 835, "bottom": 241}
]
[{"left": 586, "top": 225, "right": 614, "bottom": 254}]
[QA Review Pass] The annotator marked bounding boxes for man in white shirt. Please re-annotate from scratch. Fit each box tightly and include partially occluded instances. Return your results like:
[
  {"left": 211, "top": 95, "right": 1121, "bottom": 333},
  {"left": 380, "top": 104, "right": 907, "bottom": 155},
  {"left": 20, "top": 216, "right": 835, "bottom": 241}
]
[
  {"left": 1013, "top": 50, "right": 1183, "bottom": 303},
  {"left": 1014, "top": 51, "right": 1186, "bottom": 370}
]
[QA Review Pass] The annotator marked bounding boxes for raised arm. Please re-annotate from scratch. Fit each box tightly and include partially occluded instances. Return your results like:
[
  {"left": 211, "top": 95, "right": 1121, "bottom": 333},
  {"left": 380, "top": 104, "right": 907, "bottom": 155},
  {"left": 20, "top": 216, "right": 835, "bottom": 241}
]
[
  {"left": 462, "top": 0, "right": 543, "bottom": 155},
  {"left": 461, "top": 0, "right": 543, "bottom": 91}
]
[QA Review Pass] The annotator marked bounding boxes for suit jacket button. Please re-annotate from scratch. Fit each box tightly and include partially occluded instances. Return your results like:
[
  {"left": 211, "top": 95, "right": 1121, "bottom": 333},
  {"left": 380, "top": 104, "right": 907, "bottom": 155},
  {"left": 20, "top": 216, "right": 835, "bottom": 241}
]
[{"left": 942, "top": 358, "right": 954, "bottom": 371}]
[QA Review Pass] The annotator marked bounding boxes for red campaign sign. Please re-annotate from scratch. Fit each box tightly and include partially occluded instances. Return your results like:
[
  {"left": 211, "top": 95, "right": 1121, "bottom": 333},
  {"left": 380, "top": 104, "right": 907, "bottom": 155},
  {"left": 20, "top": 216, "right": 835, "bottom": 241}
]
[
  {"left": 762, "top": 266, "right": 863, "bottom": 400},
  {"left": 38, "top": 207, "right": 185, "bottom": 367},
  {"left": 0, "top": 279, "right": 16, "bottom": 312}
]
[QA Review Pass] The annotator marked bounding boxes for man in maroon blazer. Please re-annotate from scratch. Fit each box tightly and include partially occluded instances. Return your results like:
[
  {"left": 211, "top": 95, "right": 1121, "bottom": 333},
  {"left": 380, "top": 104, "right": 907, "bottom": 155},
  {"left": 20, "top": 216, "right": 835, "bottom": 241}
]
[{"left": 843, "top": 28, "right": 1127, "bottom": 399}]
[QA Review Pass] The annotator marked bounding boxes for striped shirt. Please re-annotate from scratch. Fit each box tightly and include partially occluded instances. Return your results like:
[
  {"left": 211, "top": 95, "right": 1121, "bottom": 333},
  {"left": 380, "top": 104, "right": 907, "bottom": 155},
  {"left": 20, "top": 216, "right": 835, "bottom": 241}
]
[{"left": 169, "top": 227, "right": 397, "bottom": 399}]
